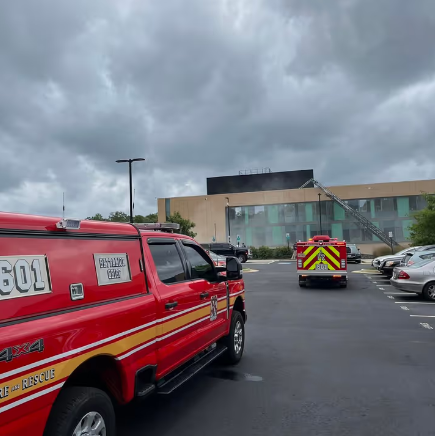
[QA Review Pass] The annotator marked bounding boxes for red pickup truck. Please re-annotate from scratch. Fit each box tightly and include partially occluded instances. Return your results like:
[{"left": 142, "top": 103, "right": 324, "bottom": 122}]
[{"left": 0, "top": 213, "right": 246, "bottom": 436}]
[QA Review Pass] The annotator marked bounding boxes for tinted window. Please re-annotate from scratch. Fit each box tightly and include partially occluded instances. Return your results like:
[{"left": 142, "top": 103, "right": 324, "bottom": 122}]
[
  {"left": 183, "top": 245, "right": 216, "bottom": 282},
  {"left": 149, "top": 244, "right": 186, "bottom": 284}
]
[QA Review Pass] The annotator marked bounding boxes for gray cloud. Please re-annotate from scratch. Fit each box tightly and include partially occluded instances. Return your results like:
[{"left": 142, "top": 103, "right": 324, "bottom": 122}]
[{"left": 0, "top": 0, "right": 435, "bottom": 219}]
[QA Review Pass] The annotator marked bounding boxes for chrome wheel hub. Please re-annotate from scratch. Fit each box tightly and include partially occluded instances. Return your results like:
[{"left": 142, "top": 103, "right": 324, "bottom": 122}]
[
  {"left": 234, "top": 320, "right": 243, "bottom": 354},
  {"left": 73, "top": 411, "right": 106, "bottom": 436},
  {"left": 428, "top": 285, "right": 435, "bottom": 299}
]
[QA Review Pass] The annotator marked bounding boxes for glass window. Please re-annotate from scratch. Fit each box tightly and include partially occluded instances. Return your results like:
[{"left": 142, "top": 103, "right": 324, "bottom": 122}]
[
  {"left": 284, "top": 204, "right": 297, "bottom": 223},
  {"left": 149, "top": 243, "right": 186, "bottom": 284},
  {"left": 183, "top": 245, "right": 216, "bottom": 282}
]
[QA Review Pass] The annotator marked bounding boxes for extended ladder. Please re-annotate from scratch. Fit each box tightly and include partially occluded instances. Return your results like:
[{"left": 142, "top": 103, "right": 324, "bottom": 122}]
[{"left": 300, "top": 178, "right": 398, "bottom": 246}]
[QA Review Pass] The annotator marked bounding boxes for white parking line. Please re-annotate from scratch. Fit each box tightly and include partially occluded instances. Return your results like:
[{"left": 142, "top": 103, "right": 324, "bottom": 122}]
[
  {"left": 400, "top": 306, "right": 410, "bottom": 311},
  {"left": 420, "top": 323, "right": 434, "bottom": 330},
  {"left": 394, "top": 301, "right": 435, "bottom": 304},
  {"left": 410, "top": 315, "right": 435, "bottom": 318},
  {"left": 384, "top": 292, "right": 417, "bottom": 296},
  {"left": 387, "top": 296, "right": 395, "bottom": 299}
]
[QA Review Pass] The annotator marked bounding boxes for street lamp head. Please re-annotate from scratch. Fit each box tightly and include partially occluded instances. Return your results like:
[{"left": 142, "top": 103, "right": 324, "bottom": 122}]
[{"left": 116, "top": 158, "right": 145, "bottom": 163}]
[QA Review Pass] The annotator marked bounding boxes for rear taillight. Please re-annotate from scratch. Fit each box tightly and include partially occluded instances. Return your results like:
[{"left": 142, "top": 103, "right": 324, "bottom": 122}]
[{"left": 398, "top": 271, "right": 410, "bottom": 279}]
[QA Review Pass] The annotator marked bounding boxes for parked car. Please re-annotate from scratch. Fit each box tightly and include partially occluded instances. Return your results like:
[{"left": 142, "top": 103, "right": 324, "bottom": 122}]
[
  {"left": 372, "top": 247, "right": 417, "bottom": 269},
  {"left": 390, "top": 258, "right": 435, "bottom": 300},
  {"left": 202, "top": 243, "right": 249, "bottom": 263},
  {"left": 405, "top": 250, "right": 435, "bottom": 267},
  {"left": 346, "top": 244, "right": 361, "bottom": 263},
  {"left": 400, "top": 245, "right": 435, "bottom": 266},
  {"left": 378, "top": 257, "right": 404, "bottom": 277}
]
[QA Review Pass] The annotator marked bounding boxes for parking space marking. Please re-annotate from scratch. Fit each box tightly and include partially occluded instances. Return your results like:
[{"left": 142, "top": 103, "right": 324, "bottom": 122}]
[
  {"left": 387, "top": 296, "right": 395, "bottom": 299},
  {"left": 384, "top": 292, "right": 417, "bottom": 296},
  {"left": 410, "top": 315, "right": 435, "bottom": 318},
  {"left": 420, "top": 323, "right": 434, "bottom": 330},
  {"left": 394, "top": 301, "right": 435, "bottom": 304},
  {"left": 378, "top": 287, "right": 385, "bottom": 290},
  {"left": 400, "top": 306, "right": 410, "bottom": 311}
]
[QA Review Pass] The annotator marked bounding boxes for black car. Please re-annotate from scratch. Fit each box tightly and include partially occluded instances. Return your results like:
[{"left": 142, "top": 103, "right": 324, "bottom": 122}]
[
  {"left": 202, "top": 243, "right": 248, "bottom": 263},
  {"left": 379, "top": 257, "right": 403, "bottom": 277},
  {"left": 346, "top": 244, "right": 361, "bottom": 263}
]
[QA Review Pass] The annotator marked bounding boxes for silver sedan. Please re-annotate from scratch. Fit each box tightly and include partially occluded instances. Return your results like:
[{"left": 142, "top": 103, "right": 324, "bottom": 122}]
[{"left": 390, "top": 259, "right": 435, "bottom": 300}]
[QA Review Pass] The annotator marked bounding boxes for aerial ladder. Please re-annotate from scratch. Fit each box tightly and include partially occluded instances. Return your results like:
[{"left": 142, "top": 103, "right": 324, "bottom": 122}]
[{"left": 300, "top": 178, "right": 399, "bottom": 247}]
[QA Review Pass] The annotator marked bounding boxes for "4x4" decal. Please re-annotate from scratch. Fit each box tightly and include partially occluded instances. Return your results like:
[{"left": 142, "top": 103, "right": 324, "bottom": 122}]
[{"left": 0, "top": 339, "right": 44, "bottom": 363}]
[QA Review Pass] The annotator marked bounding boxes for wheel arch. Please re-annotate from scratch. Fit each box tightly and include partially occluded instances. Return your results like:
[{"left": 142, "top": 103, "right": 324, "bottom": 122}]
[
  {"left": 233, "top": 296, "right": 246, "bottom": 322},
  {"left": 61, "top": 354, "right": 125, "bottom": 405}
]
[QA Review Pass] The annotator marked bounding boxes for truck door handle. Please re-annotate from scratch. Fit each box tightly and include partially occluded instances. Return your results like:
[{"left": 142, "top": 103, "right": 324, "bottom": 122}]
[
  {"left": 165, "top": 302, "right": 178, "bottom": 310},
  {"left": 200, "top": 292, "right": 209, "bottom": 299}
]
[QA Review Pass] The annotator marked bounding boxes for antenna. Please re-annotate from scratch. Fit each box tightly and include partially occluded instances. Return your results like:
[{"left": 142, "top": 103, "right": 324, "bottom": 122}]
[
  {"left": 62, "top": 192, "right": 65, "bottom": 220},
  {"left": 133, "top": 188, "right": 136, "bottom": 215}
]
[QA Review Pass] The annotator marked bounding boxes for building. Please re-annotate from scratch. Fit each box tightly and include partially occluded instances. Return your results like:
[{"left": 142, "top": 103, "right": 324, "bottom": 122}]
[{"left": 157, "top": 170, "right": 435, "bottom": 254}]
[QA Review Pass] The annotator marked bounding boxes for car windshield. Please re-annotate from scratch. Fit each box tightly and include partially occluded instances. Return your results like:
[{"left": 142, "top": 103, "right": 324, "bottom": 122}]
[{"left": 208, "top": 251, "right": 224, "bottom": 262}]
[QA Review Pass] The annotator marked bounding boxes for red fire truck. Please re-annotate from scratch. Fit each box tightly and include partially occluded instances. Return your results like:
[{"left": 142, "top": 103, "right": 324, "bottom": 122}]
[
  {"left": 296, "top": 235, "right": 347, "bottom": 288},
  {"left": 0, "top": 213, "right": 246, "bottom": 436}
]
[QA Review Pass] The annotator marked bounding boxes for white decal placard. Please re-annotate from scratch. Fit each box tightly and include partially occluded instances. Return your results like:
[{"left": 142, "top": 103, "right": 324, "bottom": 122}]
[
  {"left": 0, "top": 255, "right": 51, "bottom": 300},
  {"left": 94, "top": 253, "right": 131, "bottom": 286}
]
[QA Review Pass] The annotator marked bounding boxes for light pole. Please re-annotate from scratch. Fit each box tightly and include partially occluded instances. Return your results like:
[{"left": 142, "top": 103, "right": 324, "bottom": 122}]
[
  {"left": 116, "top": 158, "right": 145, "bottom": 223},
  {"left": 318, "top": 193, "right": 323, "bottom": 234},
  {"left": 225, "top": 197, "right": 231, "bottom": 243}
]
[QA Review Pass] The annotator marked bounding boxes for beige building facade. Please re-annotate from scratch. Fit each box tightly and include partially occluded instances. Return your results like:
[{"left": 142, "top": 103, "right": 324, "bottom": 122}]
[{"left": 158, "top": 179, "right": 435, "bottom": 254}]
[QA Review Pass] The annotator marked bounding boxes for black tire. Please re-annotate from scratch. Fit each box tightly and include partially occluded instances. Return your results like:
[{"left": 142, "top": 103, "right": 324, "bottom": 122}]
[
  {"left": 340, "top": 282, "right": 347, "bottom": 288},
  {"left": 299, "top": 282, "right": 306, "bottom": 287},
  {"left": 356, "top": 260, "right": 361, "bottom": 264},
  {"left": 44, "top": 386, "right": 115, "bottom": 436},
  {"left": 222, "top": 311, "right": 245, "bottom": 365},
  {"left": 238, "top": 254, "right": 247, "bottom": 263},
  {"left": 423, "top": 282, "right": 435, "bottom": 301}
]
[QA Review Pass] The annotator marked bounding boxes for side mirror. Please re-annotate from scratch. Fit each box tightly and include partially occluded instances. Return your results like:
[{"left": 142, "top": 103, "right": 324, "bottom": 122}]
[{"left": 226, "top": 257, "right": 243, "bottom": 280}]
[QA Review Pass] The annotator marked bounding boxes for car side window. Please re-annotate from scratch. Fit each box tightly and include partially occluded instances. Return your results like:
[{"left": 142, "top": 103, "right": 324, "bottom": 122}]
[
  {"left": 148, "top": 243, "right": 186, "bottom": 284},
  {"left": 183, "top": 244, "right": 216, "bottom": 282}
]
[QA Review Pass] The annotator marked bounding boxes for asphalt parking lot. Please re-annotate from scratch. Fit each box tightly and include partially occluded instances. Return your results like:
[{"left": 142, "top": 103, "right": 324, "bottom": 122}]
[{"left": 118, "top": 262, "right": 435, "bottom": 436}]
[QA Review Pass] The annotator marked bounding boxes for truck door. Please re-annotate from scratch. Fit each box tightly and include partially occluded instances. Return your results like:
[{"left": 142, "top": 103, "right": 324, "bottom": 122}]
[
  {"left": 179, "top": 240, "right": 228, "bottom": 340},
  {"left": 145, "top": 238, "right": 213, "bottom": 378}
]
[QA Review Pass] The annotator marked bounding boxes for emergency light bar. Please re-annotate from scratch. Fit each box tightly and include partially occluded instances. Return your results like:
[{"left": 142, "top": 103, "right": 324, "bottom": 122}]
[
  {"left": 56, "top": 219, "right": 81, "bottom": 230},
  {"left": 133, "top": 222, "right": 181, "bottom": 232}
]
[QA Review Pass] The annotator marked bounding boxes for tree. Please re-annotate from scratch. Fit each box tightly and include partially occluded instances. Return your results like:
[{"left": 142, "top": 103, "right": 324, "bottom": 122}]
[
  {"left": 86, "top": 213, "right": 106, "bottom": 221},
  {"left": 134, "top": 213, "right": 158, "bottom": 223},
  {"left": 409, "top": 193, "right": 435, "bottom": 246},
  {"left": 167, "top": 211, "right": 197, "bottom": 238},
  {"left": 108, "top": 211, "right": 129, "bottom": 223}
]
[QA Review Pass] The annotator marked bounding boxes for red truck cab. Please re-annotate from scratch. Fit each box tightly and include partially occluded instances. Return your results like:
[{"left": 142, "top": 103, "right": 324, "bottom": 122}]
[{"left": 0, "top": 213, "right": 246, "bottom": 436}]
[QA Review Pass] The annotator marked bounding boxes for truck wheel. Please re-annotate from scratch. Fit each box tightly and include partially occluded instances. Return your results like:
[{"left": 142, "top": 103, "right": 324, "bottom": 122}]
[
  {"left": 298, "top": 282, "right": 306, "bottom": 287},
  {"left": 44, "top": 386, "right": 115, "bottom": 436},
  {"left": 222, "top": 311, "right": 245, "bottom": 365},
  {"left": 423, "top": 282, "right": 435, "bottom": 301},
  {"left": 340, "top": 282, "right": 347, "bottom": 288},
  {"left": 238, "top": 254, "right": 247, "bottom": 263}
]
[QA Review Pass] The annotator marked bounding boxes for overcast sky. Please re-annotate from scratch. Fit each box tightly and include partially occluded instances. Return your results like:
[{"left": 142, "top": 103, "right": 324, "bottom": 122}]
[{"left": 1, "top": 0, "right": 435, "bottom": 218}]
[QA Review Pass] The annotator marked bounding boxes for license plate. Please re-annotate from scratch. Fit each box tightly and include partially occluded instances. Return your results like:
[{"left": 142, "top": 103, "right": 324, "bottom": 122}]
[{"left": 315, "top": 264, "right": 328, "bottom": 271}]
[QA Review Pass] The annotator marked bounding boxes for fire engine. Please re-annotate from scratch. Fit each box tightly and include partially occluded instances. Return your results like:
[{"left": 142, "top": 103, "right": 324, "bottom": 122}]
[
  {"left": 0, "top": 213, "right": 246, "bottom": 436},
  {"left": 296, "top": 235, "right": 347, "bottom": 288}
]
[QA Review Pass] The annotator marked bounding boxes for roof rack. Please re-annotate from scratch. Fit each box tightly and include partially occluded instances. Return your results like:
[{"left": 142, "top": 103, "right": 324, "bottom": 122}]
[{"left": 133, "top": 222, "right": 180, "bottom": 233}]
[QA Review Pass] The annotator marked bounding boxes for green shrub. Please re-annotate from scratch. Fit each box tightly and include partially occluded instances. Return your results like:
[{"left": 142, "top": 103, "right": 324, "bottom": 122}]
[
  {"left": 274, "top": 246, "right": 293, "bottom": 259},
  {"left": 250, "top": 245, "right": 293, "bottom": 259}
]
